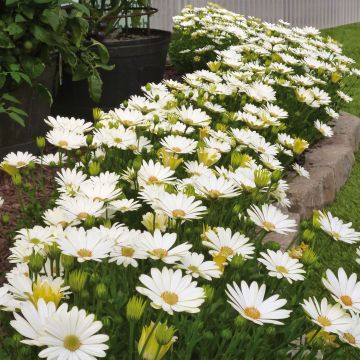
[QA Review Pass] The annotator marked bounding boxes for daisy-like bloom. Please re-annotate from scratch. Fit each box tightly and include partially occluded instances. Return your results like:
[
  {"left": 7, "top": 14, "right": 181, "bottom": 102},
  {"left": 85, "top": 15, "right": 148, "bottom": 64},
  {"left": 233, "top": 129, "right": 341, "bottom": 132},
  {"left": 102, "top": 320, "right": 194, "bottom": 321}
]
[
  {"left": 1, "top": 151, "right": 36, "bottom": 168},
  {"left": 141, "top": 211, "right": 168, "bottom": 233},
  {"left": 0, "top": 286, "right": 18, "bottom": 311},
  {"left": 44, "top": 116, "right": 93, "bottom": 133},
  {"left": 108, "top": 198, "right": 141, "bottom": 213},
  {"left": 14, "top": 225, "right": 55, "bottom": 252},
  {"left": 58, "top": 227, "right": 114, "bottom": 262},
  {"left": 247, "top": 204, "right": 297, "bottom": 234},
  {"left": 194, "top": 174, "right": 241, "bottom": 199},
  {"left": 138, "top": 160, "right": 175, "bottom": 187},
  {"left": 10, "top": 299, "right": 57, "bottom": 346},
  {"left": 176, "top": 252, "right": 222, "bottom": 280},
  {"left": 183, "top": 161, "right": 213, "bottom": 178},
  {"left": 160, "top": 135, "right": 198, "bottom": 154},
  {"left": 292, "top": 163, "right": 310, "bottom": 179},
  {"left": 38, "top": 304, "right": 109, "bottom": 359},
  {"left": 108, "top": 108, "right": 145, "bottom": 127},
  {"left": 136, "top": 267, "right": 205, "bottom": 315},
  {"left": 43, "top": 207, "right": 79, "bottom": 228},
  {"left": 154, "top": 192, "right": 207, "bottom": 221},
  {"left": 46, "top": 128, "right": 86, "bottom": 150},
  {"left": 338, "top": 313, "right": 360, "bottom": 348},
  {"left": 322, "top": 268, "right": 360, "bottom": 312},
  {"left": 314, "top": 120, "right": 333, "bottom": 137},
  {"left": 140, "top": 230, "right": 191, "bottom": 264},
  {"left": 318, "top": 211, "right": 360, "bottom": 244},
  {"left": 246, "top": 81, "right": 276, "bottom": 102},
  {"left": 177, "top": 105, "right": 211, "bottom": 127},
  {"left": 226, "top": 281, "right": 291, "bottom": 325},
  {"left": 57, "top": 196, "right": 105, "bottom": 221},
  {"left": 258, "top": 250, "right": 305, "bottom": 283},
  {"left": 203, "top": 227, "right": 255, "bottom": 261},
  {"left": 109, "top": 229, "right": 148, "bottom": 268},
  {"left": 301, "top": 297, "right": 352, "bottom": 333},
  {"left": 36, "top": 152, "right": 68, "bottom": 166},
  {"left": 80, "top": 177, "right": 121, "bottom": 202},
  {"left": 56, "top": 168, "right": 87, "bottom": 197}
]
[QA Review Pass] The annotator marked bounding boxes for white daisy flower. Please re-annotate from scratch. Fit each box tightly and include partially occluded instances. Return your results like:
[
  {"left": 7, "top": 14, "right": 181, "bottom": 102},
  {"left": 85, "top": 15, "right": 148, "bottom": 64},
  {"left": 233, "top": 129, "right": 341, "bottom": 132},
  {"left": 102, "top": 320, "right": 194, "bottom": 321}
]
[
  {"left": 44, "top": 116, "right": 93, "bottom": 133},
  {"left": 109, "top": 229, "right": 148, "bottom": 268},
  {"left": 338, "top": 313, "right": 360, "bottom": 348},
  {"left": 136, "top": 267, "right": 205, "bottom": 315},
  {"left": 292, "top": 164, "right": 310, "bottom": 178},
  {"left": 10, "top": 299, "right": 57, "bottom": 346},
  {"left": 155, "top": 192, "right": 207, "bottom": 221},
  {"left": 203, "top": 227, "right": 255, "bottom": 261},
  {"left": 55, "top": 168, "right": 87, "bottom": 197},
  {"left": 141, "top": 211, "right": 168, "bottom": 233},
  {"left": 314, "top": 120, "right": 333, "bottom": 137},
  {"left": 176, "top": 252, "right": 222, "bottom": 280},
  {"left": 247, "top": 204, "right": 297, "bottom": 234},
  {"left": 38, "top": 304, "right": 109, "bottom": 359},
  {"left": 36, "top": 152, "right": 68, "bottom": 166},
  {"left": 194, "top": 174, "right": 241, "bottom": 199},
  {"left": 301, "top": 297, "right": 352, "bottom": 333},
  {"left": 42, "top": 207, "right": 79, "bottom": 228},
  {"left": 140, "top": 230, "right": 191, "bottom": 264},
  {"left": 226, "top": 281, "right": 291, "bottom": 325},
  {"left": 138, "top": 160, "right": 175, "bottom": 187},
  {"left": 177, "top": 105, "right": 211, "bottom": 127},
  {"left": 322, "top": 268, "right": 360, "bottom": 312},
  {"left": 258, "top": 249, "right": 305, "bottom": 283},
  {"left": 108, "top": 198, "right": 141, "bottom": 213},
  {"left": 160, "top": 135, "right": 198, "bottom": 154},
  {"left": 46, "top": 129, "right": 86, "bottom": 150},
  {"left": 318, "top": 211, "right": 360, "bottom": 244},
  {"left": 57, "top": 196, "right": 105, "bottom": 220},
  {"left": 1, "top": 151, "right": 36, "bottom": 168},
  {"left": 58, "top": 227, "right": 114, "bottom": 262}
]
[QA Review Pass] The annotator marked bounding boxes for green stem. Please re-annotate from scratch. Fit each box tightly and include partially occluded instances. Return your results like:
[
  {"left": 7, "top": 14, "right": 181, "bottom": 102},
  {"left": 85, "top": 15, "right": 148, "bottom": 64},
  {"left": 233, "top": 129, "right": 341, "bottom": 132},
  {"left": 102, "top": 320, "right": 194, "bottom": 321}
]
[{"left": 128, "top": 321, "right": 135, "bottom": 360}]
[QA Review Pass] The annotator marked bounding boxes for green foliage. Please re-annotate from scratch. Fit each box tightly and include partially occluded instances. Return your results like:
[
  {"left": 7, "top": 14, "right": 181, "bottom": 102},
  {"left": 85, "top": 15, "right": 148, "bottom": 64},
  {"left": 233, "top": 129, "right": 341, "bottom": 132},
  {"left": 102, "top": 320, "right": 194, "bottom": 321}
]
[{"left": 0, "top": 0, "right": 111, "bottom": 125}]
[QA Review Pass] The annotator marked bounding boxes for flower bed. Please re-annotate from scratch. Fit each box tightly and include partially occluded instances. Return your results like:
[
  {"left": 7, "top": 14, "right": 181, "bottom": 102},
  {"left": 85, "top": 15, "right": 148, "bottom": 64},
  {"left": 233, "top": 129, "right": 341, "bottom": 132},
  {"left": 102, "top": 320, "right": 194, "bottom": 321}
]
[{"left": 0, "top": 3, "right": 360, "bottom": 360}]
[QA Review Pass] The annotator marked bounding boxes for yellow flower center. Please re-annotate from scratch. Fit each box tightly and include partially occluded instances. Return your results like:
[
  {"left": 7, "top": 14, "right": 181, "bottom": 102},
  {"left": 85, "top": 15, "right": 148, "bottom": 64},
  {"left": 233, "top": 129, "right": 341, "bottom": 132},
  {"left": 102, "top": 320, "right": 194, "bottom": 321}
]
[
  {"left": 172, "top": 209, "right": 186, "bottom": 218},
  {"left": 258, "top": 147, "right": 265, "bottom": 153},
  {"left": 317, "top": 315, "right": 332, "bottom": 327},
  {"left": 58, "top": 140, "right": 69, "bottom": 148},
  {"left": 17, "top": 161, "right": 26, "bottom": 167},
  {"left": 121, "top": 247, "right": 135, "bottom": 257},
  {"left": 151, "top": 248, "right": 168, "bottom": 258},
  {"left": 161, "top": 291, "right": 179, "bottom": 305},
  {"left": 343, "top": 332, "right": 356, "bottom": 345},
  {"left": 330, "top": 231, "right": 341, "bottom": 240},
  {"left": 77, "top": 248, "right": 92, "bottom": 258},
  {"left": 184, "top": 118, "right": 193, "bottom": 125},
  {"left": 148, "top": 176, "right": 159, "bottom": 183},
  {"left": 188, "top": 265, "right": 199, "bottom": 273},
  {"left": 114, "top": 137, "right": 122, "bottom": 143},
  {"left": 275, "top": 265, "right": 289, "bottom": 274},
  {"left": 29, "top": 281, "right": 63, "bottom": 307},
  {"left": 77, "top": 212, "right": 89, "bottom": 220},
  {"left": 172, "top": 147, "right": 182, "bottom": 153},
  {"left": 30, "top": 238, "right": 41, "bottom": 245},
  {"left": 340, "top": 295, "right": 353, "bottom": 306},
  {"left": 262, "top": 221, "right": 276, "bottom": 231},
  {"left": 244, "top": 307, "right": 261, "bottom": 320},
  {"left": 208, "top": 189, "right": 222, "bottom": 198},
  {"left": 63, "top": 335, "right": 81, "bottom": 352},
  {"left": 219, "top": 246, "right": 234, "bottom": 258}
]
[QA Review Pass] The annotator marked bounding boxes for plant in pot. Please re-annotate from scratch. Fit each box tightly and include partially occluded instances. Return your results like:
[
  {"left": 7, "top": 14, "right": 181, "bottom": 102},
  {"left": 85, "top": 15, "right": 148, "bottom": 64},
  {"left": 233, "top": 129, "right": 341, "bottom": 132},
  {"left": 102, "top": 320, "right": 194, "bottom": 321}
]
[
  {"left": 52, "top": 0, "right": 171, "bottom": 118},
  {"left": 0, "top": 0, "right": 111, "bottom": 159}
]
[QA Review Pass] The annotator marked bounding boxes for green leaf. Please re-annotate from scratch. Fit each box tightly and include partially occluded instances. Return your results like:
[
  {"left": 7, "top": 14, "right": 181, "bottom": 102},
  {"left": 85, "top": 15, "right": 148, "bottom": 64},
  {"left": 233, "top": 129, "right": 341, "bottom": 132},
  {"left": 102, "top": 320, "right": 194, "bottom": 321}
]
[
  {"left": 21, "top": 7, "right": 35, "bottom": 20},
  {"left": 41, "top": 9, "right": 60, "bottom": 32},
  {"left": 8, "top": 112, "right": 25, "bottom": 127},
  {"left": 32, "top": 25, "right": 53, "bottom": 45},
  {"left": 68, "top": 2, "right": 90, "bottom": 16},
  {"left": 72, "top": 64, "right": 89, "bottom": 81},
  {"left": 2, "top": 93, "right": 21, "bottom": 104},
  {"left": 0, "top": 74, "right": 6, "bottom": 88},
  {"left": 36, "top": 83, "right": 53, "bottom": 106},
  {"left": 0, "top": 33, "right": 14, "bottom": 48},
  {"left": 10, "top": 72, "right": 21, "bottom": 83},
  {"left": 6, "top": 23, "right": 24, "bottom": 36},
  {"left": 88, "top": 72, "right": 103, "bottom": 102},
  {"left": 96, "top": 63, "right": 115, "bottom": 71},
  {"left": 15, "top": 14, "right": 26, "bottom": 23},
  {"left": 5, "top": 0, "right": 18, "bottom": 5},
  {"left": 21, "top": 56, "right": 45, "bottom": 79},
  {"left": 8, "top": 106, "right": 28, "bottom": 117},
  {"left": 90, "top": 39, "right": 110, "bottom": 64}
]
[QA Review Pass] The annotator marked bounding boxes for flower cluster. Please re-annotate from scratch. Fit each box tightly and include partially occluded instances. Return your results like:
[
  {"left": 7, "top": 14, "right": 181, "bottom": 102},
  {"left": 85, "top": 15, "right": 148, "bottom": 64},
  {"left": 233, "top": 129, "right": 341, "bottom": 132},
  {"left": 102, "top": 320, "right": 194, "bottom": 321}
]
[{"left": 0, "top": 4, "right": 359, "bottom": 360}]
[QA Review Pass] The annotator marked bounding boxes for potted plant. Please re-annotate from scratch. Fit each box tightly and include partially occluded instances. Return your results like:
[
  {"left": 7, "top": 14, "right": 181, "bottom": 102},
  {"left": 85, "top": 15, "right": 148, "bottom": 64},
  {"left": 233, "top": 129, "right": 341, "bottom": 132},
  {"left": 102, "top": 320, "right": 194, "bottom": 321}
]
[
  {"left": 52, "top": 0, "right": 171, "bottom": 118},
  {"left": 0, "top": 0, "right": 110, "bottom": 159}
]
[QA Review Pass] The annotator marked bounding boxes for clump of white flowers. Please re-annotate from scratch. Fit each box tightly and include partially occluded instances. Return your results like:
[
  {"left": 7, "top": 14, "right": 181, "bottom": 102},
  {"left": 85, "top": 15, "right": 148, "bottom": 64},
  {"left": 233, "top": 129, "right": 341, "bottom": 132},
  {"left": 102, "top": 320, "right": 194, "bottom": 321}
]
[{"left": 0, "top": 3, "right": 359, "bottom": 360}]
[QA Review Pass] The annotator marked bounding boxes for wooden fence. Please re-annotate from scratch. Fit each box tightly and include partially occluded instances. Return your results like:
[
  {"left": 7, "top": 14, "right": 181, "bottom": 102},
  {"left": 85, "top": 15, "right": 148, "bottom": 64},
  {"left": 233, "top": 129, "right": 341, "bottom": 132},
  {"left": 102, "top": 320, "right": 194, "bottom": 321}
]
[{"left": 150, "top": 0, "right": 360, "bottom": 30}]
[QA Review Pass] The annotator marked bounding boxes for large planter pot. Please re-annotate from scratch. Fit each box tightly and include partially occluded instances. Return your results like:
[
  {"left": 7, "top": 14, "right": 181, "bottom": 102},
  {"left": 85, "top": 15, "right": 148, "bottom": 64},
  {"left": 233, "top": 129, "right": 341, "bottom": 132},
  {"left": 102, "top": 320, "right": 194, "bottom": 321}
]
[
  {"left": 52, "top": 29, "right": 171, "bottom": 119},
  {"left": 0, "top": 63, "right": 57, "bottom": 160}
]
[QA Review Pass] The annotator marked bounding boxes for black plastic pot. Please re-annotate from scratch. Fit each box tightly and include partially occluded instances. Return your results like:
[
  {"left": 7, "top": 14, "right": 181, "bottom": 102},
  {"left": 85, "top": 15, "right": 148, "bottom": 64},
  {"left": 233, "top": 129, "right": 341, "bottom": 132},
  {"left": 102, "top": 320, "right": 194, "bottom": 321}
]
[
  {"left": 52, "top": 29, "right": 171, "bottom": 119},
  {"left": 0, "top": 63, "right": 57, "bottom": 160}
]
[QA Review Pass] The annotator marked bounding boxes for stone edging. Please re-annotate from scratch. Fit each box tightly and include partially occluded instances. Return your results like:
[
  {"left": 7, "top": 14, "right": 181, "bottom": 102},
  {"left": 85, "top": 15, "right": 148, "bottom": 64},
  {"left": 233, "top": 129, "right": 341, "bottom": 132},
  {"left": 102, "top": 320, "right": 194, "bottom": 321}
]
[{"left": 266, "top": 112, "right": 360, "bottom": 248}]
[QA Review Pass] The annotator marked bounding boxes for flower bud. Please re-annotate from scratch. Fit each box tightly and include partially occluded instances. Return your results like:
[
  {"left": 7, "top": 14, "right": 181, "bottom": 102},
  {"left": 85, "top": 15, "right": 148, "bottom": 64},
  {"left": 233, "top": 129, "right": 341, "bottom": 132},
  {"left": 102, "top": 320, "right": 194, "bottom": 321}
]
[
  {"left": 293, "top": 138, "right": 309, "bottom": 155},
  {"left": 95, "top": 283, "right": 107, "bottom": 299},
  {"left": 12, "top": 173, "right": 22, "bottom": 186},
  {"left": 89, "top": 161, "right": 101, "bottom": 176},
  {"left": 207, "top": 61, "right": 221, "bottom": 72},
  {"left": 302, "top": 248, "right": 318, "bottom": 265},
  {"left": 84, "top": 215, "right": 95, "bottom": 228},
  {"left": 312, "top": 210, "right": 321, "bottom": 229},
  {"left": 234, "top": 315, "right": 246, "bottom": 328},
  {"left": 254, "top": 169, "right": 271, "bottom": 188},
  {"left": 302, "top": 229, "right": 316, "bottom": 242},
  {"left": 36, "top": 136, "right": 46, "bottom": 150},
  {"left": 86, "top": 135, "right": 93, "bottom": 146},
  {"left": 29, "top": 252, "right": 45, "bottom": 273},
  {"left": 126, "top": 296, "right": 146, "bottom": 322},
  {"left": 69, "top": 269, "right": 87, "bottom": 292},
  {"left": 93, "top": 107, "right": 103, "bottom": 121},
  {"left": 264, "top": 241, "right": 281, "bottom": 251},
  {"left": 61, "top": 254, "right": 75, "bottom": 270},
  {"left": 1, "top": 213, "right": 10, "bottom": 224},
  {"left": 202, "top": 285, "right": 214, "bottom": 302},
  {"left": 230, "top": 254, "right": 245, "bottom": 268},
  {"left": 220, "top": 329, "right": 232, "bottom": 340},
  {"left": 155, "top": 323, "right": 176, "bottom": 346},
  {"left": 271, "top": 169, "right": 283, "bottom": 182}
]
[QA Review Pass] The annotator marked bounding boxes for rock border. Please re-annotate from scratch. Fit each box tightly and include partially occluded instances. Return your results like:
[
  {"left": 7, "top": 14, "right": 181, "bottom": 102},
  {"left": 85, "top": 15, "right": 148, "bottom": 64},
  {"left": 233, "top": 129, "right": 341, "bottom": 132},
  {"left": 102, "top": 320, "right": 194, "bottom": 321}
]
[{"left": 267, "top": 112, "right": 360, "bottom": 248}]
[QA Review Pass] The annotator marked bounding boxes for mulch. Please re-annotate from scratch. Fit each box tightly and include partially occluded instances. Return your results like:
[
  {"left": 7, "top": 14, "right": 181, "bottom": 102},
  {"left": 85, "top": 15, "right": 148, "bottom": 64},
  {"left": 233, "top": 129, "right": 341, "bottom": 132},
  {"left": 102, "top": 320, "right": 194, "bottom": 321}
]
[{"left": 0, "top": 66, "right": 183, "bottom": 283}]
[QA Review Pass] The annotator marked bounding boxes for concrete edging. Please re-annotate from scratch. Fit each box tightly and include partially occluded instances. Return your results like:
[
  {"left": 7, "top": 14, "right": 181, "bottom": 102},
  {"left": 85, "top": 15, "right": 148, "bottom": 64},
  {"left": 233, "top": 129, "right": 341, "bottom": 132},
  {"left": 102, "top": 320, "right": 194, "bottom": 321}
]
[{"left": 266, "top": 112, "right": 360, "bottom": 248}]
